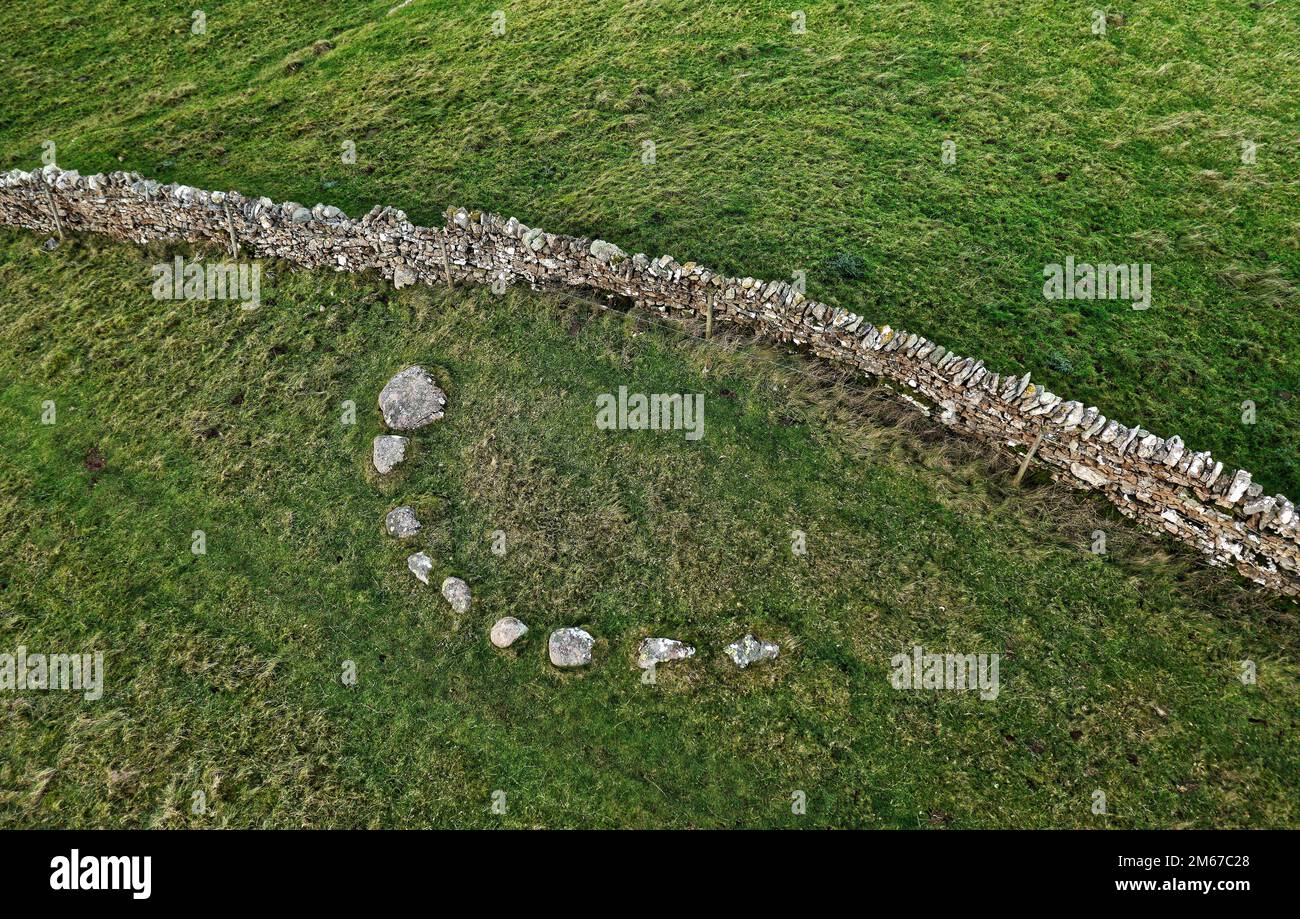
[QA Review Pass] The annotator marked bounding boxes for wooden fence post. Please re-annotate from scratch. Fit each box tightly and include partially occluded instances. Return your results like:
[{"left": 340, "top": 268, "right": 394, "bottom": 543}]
[
  {"left": 439, "top": 235, "right": 454, "bottom": 289},
  {"left": 43, "top": 186, "right": 64, "bottom": 241},
  {"left": 223, "top": 203, "right": 239, "bottom": 258},
  {"left": 1013, "top": 429, "right": 1046, "bottom": 486}
]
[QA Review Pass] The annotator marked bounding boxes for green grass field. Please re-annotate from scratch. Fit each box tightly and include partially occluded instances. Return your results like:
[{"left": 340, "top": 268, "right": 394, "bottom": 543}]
[
  {"left": 1, "top": 1, "right": 1298, "bottom": 828},
  {"left": 1, "top": 232, "right": 1297, "bottom": 827}
]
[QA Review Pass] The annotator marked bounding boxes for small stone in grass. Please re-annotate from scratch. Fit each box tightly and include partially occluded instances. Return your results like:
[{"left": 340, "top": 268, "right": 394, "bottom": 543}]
[
  {"left": 441, "top": 576, "right": 471, "bottom": 614},
  {"left": 378, "top": 365, "right": 446, "bottom": 430},
  {"left": 373, "top": 434, "right": 409, "bottom": 474},
  {"left": 724, "top": 634, "right": 779, "bottom": 669},
  {"left": 490, "top": 617, "right": 528, "bottom": 648},
  {"left": 637, "top": 637, "right": 695, "bottom": 669},
  {"left": 548, "top": 627, "right": 594, "bottom": 668},
  {"left": 407, "top": 551, "right": 433, "bottom": 585},
  {"left": 385, "top": 506, "right": 421, "bottom": 538}
]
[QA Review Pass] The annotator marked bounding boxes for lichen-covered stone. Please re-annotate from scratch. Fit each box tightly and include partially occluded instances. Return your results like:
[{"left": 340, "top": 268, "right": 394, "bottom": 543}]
[
  {"left": 440, "top": 576, "right": 471, "bottom": 614},
  {"left": 379, "top": 366, "right": 446, "bottom": 430},
  {"left": 589, "top": 239, "right": 625, "bottom": 262},
  {"left": 1226, "top": 470, "right": 1252, "bottom": 504},
  {"left": 385, "top": 505, "right": 421, "bottom": 537},
  {"left": 1070, "top": 462, "right": 1110, "bottom": 488},
  {"left": 637, "top": 637, "right": 695, "bottom": 669},
  {"left": 373, "top": 434, "right": 409, "bottom": 474},
  {"left": 490, "top": 617, "right": 529, "bottom": 648},
  {"left": 724, "top": 634, "right": 779, "bottom": 669},
  {"left": 548, "top": 627, "right": 594, "bottom": 668},
  {"left": 407, "top": 551, "right": 433, "bottom": 585}
]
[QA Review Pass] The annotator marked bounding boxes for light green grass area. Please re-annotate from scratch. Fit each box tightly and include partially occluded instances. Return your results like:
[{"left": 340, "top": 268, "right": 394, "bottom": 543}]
[
  {"left": 2, "top": 1, "right": 1298, "bottom": 829},
  {"left": 0, "top": 231, "right": 1297, "bottom": 828},
  {"left": 1, "top": 0, "right": 1297, "bottom": 493}
]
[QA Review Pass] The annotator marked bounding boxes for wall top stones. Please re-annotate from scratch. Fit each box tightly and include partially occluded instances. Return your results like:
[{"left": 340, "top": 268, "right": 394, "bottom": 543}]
[{"left": 1, "top": 162, "right": 1296, "bottom": 598}]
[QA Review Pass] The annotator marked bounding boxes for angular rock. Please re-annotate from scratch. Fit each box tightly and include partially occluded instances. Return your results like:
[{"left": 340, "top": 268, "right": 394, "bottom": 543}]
[
  {"left": 373, "top": 434, "right": 409, "bottom": 474},
  {"left": 1226, "top": 469, "right": 1252, "bottom": 504},
  {"left": 548, "top": 627, "right": 594, "bottom": 668},
  {"left": 1070, "top": 462, "right": 1110, "bottom": 488},
  {"left": 637, "top": 637, "right": 696, "bottom": 670},
  {"left": 385, "top": 505, "right": 422, "bottom": 538},
  {"left": 1163, "top": 435, "right": 1185, "bottom": 467},
  {"left": 407, "top": 551, "right": 433, "bottom": 585},
  {"left": 378, "top": 365, "right": 446, "bottom": 431},
  {"left": 490, "top": 617, "right": 529, "bottom": 648},
  {"left": 1136, "top": 434, "right": 1164, "bottom": 460},
  {"left": 588, "top": 239, "right": 625, "bottom": 263},
  {"left": 440, "top": 576, "right": 471, "bottom": 614},
  {"left": 393, "top": 265, "right": 417, "bottom": 289},
  {"left": 1242, "top": 496, "right": 1276, "bottom": 518},
  {"left": 724, "top": 634, "right": 779, "bottom": 669},
  {"left": 1059, "top": 401, "right": 1086, "bottom": 428}
]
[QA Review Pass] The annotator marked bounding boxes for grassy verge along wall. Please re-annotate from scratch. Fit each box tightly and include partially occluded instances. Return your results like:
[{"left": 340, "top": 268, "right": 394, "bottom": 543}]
[{"left": 3, "top": 164, "right": 1297, "bottom": 597}]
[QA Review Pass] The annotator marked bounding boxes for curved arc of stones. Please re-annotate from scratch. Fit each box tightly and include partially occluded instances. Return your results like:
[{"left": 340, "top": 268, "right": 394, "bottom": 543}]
[{"left": 372, "top": 367, "right": 741, "bottom": 670}]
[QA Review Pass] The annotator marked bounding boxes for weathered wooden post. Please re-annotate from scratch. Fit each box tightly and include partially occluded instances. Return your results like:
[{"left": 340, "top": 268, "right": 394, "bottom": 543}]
[{"left": 1013, "top": 429, "right": 1046, "bottom": 486}]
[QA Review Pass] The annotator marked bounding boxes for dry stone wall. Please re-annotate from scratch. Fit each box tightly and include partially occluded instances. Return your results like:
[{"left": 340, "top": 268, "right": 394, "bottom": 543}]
[{"left": 3, "top": 163, "right": 1298, "bottom": 597}]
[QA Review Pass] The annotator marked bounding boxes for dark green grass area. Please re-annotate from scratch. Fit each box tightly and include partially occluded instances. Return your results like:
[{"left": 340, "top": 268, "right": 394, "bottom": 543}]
[
  {"left": 1, "top": 231, "right": 1296, "bottom": 827},
  {"left": 1, "top": 1, "right": 1297, "bottom": 493}
]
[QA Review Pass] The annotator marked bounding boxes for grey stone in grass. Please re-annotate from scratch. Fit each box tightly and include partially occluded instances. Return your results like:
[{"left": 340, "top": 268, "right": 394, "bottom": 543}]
[
  {"left": 372, "top": 434, "right": 409, "bottom": 474},
  {"left": 441, "top": 576, "right": 471, "bottom": 614},
  {"left": 490, "top": 617, "right": 529, "bottom": 648},
  {"left": 378, "top": 365, "right": 446, "bottom": 430},
  {"left": 407, "top": 551, "right": 433, "bottom": 585},
  {"left": 385, "top": 505, "right": 422, "bottom": 538},
  {"left": 548, "top": 627, "right": 594, "bottom": 668},
  {"left": 637, "top": 637, "right": 695, "bottom": 670},
  {"left": 724, "top": 634, "right": 779, "bottom": 669}
]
